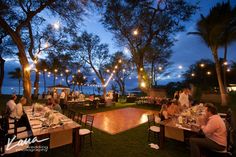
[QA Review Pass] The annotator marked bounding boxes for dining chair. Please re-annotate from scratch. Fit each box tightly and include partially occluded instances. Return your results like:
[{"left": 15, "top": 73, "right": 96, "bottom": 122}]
[
  {"left": 7, "top": 117, "right": 30, "bottom": 140},
  {"left": 0, "top": 116, "right": 30, "bottom": 156},
  {"left": 147, "top": 114, "right": 161, "bottom": 143},
  {"left": 79, "top": 115, "right": 94, "bottom": 148},
  {"left": 67, "top": 109, "right": 76, "bottom": 121},
  {"left": 75, "top": 112, "right": 84, "bottom": 125}
]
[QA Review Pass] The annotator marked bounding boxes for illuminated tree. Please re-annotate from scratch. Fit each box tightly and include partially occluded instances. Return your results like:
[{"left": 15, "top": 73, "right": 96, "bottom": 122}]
[{"left": 101, "top": 0, "right": 197, "bottom": 92}]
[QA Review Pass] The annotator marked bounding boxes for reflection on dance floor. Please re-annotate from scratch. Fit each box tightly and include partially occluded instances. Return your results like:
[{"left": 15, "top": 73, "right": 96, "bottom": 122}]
[{"left": 91, "top": 107, "right": 158, "bottom": 134}]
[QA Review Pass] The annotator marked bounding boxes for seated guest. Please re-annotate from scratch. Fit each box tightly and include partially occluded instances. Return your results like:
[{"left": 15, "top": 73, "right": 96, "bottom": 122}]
[
  {"left": 52, "top": 99, "right": 62, "bottom": 113},
  {"left": 179, "top": 88, "right": 190, "bottom": 108},
  {"left": 190, "top": 103, "right": 227, "bottom": 157},
  {"left": 89, "top": 95, "right": 94, "bottom": 101},
  {"left": 13, "top": 97, "right": 27, "bottom": 119},
  {"left": 6, "top": 94, "right": 17, "bottom": 116},
  {"left": 160, "top": 101, "right": 179, "bottom": 120},
  {"left": 46, "top": 97, "right": 54, "bottom": 108},
  {"left": 12, "top": 97, "right": 31, "bottom": 130}
]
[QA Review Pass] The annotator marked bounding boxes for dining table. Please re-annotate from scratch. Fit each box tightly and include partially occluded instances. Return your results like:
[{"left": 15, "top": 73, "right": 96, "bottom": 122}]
[
  {"left": 159, "top": 104, "right": 206, "bottom": 149},
  {"left": 24, "top": 106, "right": 81, "bottom": 157}
]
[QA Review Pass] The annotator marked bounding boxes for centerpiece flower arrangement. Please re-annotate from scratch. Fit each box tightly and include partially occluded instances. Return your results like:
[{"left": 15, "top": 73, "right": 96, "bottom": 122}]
[
  {"left": 44, "top": 110, "right": 59, "bottom": 126},
  {"left": 33, "top": 103, "right": 44, "bottom": 112}
]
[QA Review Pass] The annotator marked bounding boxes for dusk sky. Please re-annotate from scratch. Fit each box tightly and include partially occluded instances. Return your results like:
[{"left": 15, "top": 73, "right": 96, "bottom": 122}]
[{"left": 3, "top": 0, "right": 236, "bottom": 94}]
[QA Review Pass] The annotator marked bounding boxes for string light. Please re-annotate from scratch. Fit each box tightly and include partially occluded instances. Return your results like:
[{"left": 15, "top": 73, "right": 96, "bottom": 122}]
[
  {"left": 207, "top": 71, "right": 211, "bottom": 75},
  {"left": 200, "top": 63, "right": 205, "bottom": 68},
  {"left": 44, "top": 42, "right": 49, "bottom": 48},
  {"left": 227, "top": 68, "right": 231, "bottom": 72},
  {"left": 191, "top": 73, "right": 195, "bottom": 77},
  {"left": 158, "top": 67, "right": 162, "bottom": 70},
  {"left": 54, "top": 69, "right": 58, "bottom": 73},
  {"left": 223, "top": 61, "right": 228, "bottom": 66},
  {"left": 178, "top": 65, "right": 183, "bottom": 69},
  {"left": 53, "top": 21, "right": 60, "bottom": 30},
  {"left": 25, "top": 66, "right": 31, "bottom": 71},
  {"left": 133, "top": 29, "right": 139, "bottom": 36},
  {"left": 140, "top": 81, "right": 146, "bottom": 88}
]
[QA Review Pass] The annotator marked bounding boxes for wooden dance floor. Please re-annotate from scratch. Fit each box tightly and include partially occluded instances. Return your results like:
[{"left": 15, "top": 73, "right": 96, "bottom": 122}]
[{"left": 91, "top": 107, "right": 158, "bottom": 135}]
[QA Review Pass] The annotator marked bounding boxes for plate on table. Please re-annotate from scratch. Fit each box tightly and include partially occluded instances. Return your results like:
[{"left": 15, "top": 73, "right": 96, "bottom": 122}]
[
  {"left": 40, "top": 118, "right": 47, "bottom": 122},
  {"left": 32, "top": 124, "right": 42, "bottom": 129},
  {"left": 33, "top": 113, "right": 42, "bottom": 117}
]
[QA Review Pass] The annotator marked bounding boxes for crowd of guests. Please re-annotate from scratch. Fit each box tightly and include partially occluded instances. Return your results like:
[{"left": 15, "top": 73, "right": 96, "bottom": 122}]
[
  {"left": 158, "top": 88, "right": 227, "bottom": 157},
  {"left": 4, "top": 87, "right": 228, "bottom": 157}
]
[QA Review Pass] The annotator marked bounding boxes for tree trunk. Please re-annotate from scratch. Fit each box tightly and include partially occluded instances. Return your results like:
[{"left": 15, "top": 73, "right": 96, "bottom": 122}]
[
  {"left": 103, "top": 86, "right": 106, "bottom": 98},
  {"left": 53, "top": 73, "right": 56, "bottom": 86},
  {"left": 22, "top": 65, "right": 31, "bottom": 103},
  {"left": 0, "top": 56, "right": 5, "bottom": 95},
  {"left": 19, "top": 52, "right": 31, "bottom": 104},
  {"left": 136, "top": 65, "right": 150, "bottom": 93},
  {"left": 43, "top": 72, "right": 46, "bottom": 93},
  {"left": 33, "top": 71, "right": 39, "bottom": 99},
  {"left": 151, "top": 61, "right": 154, "bottom": 86},
  {"left": 116, "top": 80, "right": 123, "bottom": 95},
  {"left": 223, "top": 42, "right": 228, "bottom": 88},
  {"left": 18, "top": 79, "right": 21, "bottom": 95},
  {"left": 212, "top": 48, "right": 228, "bottom": 106},
  {"left": 122, "top": 81, "right": 125, "bottom": 96}
]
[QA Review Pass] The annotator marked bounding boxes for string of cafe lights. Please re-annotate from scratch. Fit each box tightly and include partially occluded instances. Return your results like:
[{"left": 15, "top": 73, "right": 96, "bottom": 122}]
[
  {"left": 26, "top": 25, "right": 232, "bottom": 87},
  {"left": 25, "top": 21, "right": 60, "bottom": 72}
]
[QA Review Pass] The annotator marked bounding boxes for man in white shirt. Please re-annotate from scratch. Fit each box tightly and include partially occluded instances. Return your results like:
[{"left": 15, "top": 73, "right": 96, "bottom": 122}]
[
  {"left": 53, "top": 90, "right": 58, "bottom": 100},
  {"left": 15, "top": 97, "right": 27, "bottom": 119},
  {"left": 178, "top": 89, "right": 190, "bottom": 108},
  {"left": 6, "top": 94, "right": 17, "bottom": 116},
  {"left": 60, "top": 89, "right": 66, "bottom": 109}
]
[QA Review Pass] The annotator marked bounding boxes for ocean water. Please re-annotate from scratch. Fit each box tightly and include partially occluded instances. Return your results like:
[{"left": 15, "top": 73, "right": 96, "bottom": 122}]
[{"left": 1, "top": 86, "right": 99, "bottom": 95}]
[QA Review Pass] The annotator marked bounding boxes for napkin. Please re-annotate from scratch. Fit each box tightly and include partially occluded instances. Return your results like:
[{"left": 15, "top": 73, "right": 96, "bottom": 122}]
[{"left": 149, "top": 143, "right": 159, "bottom": 150}]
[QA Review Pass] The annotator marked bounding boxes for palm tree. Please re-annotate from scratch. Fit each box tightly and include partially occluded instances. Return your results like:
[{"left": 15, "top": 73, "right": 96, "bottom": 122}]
[
  {"left": 8, "top": 68, "right": 22, "bottom": 95},
  {"left": 219, "top": 2, "right": 236, "bottom": 88},
  {"left": 188, "top": 2, "right": 235, "bottom": 106}
]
